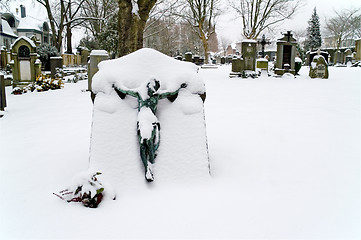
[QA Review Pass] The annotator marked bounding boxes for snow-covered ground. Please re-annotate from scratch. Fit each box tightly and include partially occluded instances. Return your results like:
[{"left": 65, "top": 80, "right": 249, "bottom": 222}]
[{"left": 0, "top": 65, "right": 360, "bottom": 239}]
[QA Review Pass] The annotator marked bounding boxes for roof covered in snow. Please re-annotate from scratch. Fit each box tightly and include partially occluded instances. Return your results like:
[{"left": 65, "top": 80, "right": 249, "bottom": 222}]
[
  {"left": 92, "top": 48, "right": 205, "bottom": 97},
  {"left": 1, "top": 19, "right": 18, "bottom": 38},
  {"left": 17, "top": 16, "right": 47, "bottom": 32},
  {"left": 10, "top": 36, "right": 37, "bottom": 49}
]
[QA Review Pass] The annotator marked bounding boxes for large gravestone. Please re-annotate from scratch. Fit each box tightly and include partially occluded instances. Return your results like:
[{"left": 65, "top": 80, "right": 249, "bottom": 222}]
[
  {"left": 50, "top": 56, "right": 63, "bottom": 78},
  {"left": 275, "top": 31, "right": 297, "bottom": 75},
  {"left": 88, "top": 48, "right": 210, "bottom": 192},
  {"left": 241, "top": 40, "right": 257, "bottom": 71},
  {"left": 10, "top": 37, "right": 41, "bottom": 88},
  {"left": 309, "top": 54, "right": 329, "bottom": 79},
  {"left": 88, "top": 50, "right": 109, "bottom": 101}
]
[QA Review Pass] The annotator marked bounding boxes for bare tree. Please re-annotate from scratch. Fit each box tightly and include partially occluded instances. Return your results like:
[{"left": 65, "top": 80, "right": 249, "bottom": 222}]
[
  {"left": 181, "top": 0, "right": 220, "bottom": 63},
  {"left": 80, "top": 0, "right": 117, "bottom": 39},
  {"left": 36, "top": 0, "right": 67, "bottom": 52},
  {"left": 36, "top": 0, "right": 94, "bottom": 53},
  {"left": 231, "top": 0, "right": 302, "bottom": 39},
  {"left": 325, "top": 8, "right": 361, "bottom": 50}
]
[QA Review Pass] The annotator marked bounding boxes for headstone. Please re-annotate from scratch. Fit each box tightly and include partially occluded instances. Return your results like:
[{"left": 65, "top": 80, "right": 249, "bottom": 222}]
[
  {"left": 88, "top": 48, "right": 210, "bottom": 192},
  {"left": 275, "top": 31, "right": 297, "bottom": 75},
  {"left": 220, "top": 57, "right": 225, "bottom": 64},
  {"left": 256, "top": 58, "right": 268, "bottom": 71},
  {"left": 0, "top": 73, "right": 6, "bottom": 117},
  {"left": 334, "top": 50, "right": 342, "bottom": 64},
  {"left": 309, "top": 54, "right": 328, "bottom": 79},
  {"left": 185, "top": 52, "right": 192, "bottom": 62},
  {"left": 241, "top": 40, "right": 257, "bottom": 71},
  {"left": 295, "top": 57, "right": 302, "bottom": 75},
  {"left": 88, "top": 50, "right": 109, "bottom": 101},
  {"left": 1, "top": 47, "right": 8, "bottom": 69},
  {"left": 50, "top": 57, "right": 63, "bottom": 78},
  {"left": 193, "top": 55, "right": 200, "bottom": 65},
  {"left": 344, "top": 49, "right": 353, "bottom": 64},
  {"left": 10, "top": 36, "right": 41, "bottom": 88},
  {"left": 231, "top": 56, "right": 244, "bottom": 73}
]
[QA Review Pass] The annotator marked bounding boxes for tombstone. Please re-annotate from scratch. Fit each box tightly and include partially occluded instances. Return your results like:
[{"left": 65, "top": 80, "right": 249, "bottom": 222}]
[
  {"left": 0, "top": 73, "right": 6, "bottom": 117},
  {"left": 185, "top": 52, "right": 192, "bottom": 62},
  {"left": 231, "top": 56, "right": 244, "bottom": 73},
  {"left": 275, "top": 31, "right": 297, "bottom": 75},
  {"left": 256, "top": 58, "right": 268, "bottom": 71},
  {"left": 241, "top": 40, "right": 257, "bottom": 71},
  {"left": 10, "top": 36, "right": 41, "bottom": 88},
  {"left": 220, "top": 57, "right": 225, "bottom": 64},
  {"left": 295, "top": 57, "right": 302, "bottom": 75},
  {"left": 50, "top": 56, "right": 63, "bottom": 78},
  {"left": 88, "top": 48, "right": 210, "bottom": 192},
  {"left": 309, "top": 54, "right": 328, "bottom": 79},
  {"left": 1, "top": 47, "right": 8, "bottom": 69},
  {"left": 199, "top": 57, "right": 205, "bottom": 65},
  {"left": 334, "top": 50, "right": 342, "bottom": 64},
  {"left": 344, "top": 49, "right": 353, "bottom": 64},
  {"left": 193, "top": 55, "right": 200, "bottom": 65},
  {"left": 88, "top": 50, "right": 109, "bottom": 101}
]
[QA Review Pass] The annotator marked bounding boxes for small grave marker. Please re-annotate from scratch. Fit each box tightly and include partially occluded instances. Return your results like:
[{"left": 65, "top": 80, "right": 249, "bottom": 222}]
[{"left": 309, "top": 53, "right": 328, "bottom": 79}]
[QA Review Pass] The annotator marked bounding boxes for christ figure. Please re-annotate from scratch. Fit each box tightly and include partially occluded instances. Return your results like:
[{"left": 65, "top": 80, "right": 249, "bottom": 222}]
[{"left": 114, "top": 78, "right": 187, "bottom": 182}]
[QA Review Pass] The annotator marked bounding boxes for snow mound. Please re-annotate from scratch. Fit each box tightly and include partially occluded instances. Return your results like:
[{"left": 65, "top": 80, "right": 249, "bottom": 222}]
[{"left": 92, "top": 48, "right": 205, "bottom": 97}]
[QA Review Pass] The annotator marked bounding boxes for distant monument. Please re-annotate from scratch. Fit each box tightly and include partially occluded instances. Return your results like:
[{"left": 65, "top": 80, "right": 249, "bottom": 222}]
[
  {"left": 10, "top": 36, "right": 41, "bottom": 88},
  {"left": 275, "top": 31, "right": 297, "bottom": 75},
  {"left": 241, "top": 40, "right": 257, "bottom": 71}
]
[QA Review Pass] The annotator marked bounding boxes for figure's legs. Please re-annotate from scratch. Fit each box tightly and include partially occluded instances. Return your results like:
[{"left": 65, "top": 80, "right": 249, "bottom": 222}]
[{"left": 139, "top": 140, "right": 154, "bottom": 182}]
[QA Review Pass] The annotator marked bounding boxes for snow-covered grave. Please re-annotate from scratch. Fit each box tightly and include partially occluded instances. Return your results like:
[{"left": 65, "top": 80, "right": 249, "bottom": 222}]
[
  {"left": 87, "top": 48, "right": 210, "bottom": 196},
  {"left": 0, "top": 61, "right": 360, "bottom": 239}
]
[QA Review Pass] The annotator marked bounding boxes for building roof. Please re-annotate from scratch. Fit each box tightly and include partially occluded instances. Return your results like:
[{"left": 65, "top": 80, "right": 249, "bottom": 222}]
[
  {"left": 17, "top": 15, "right": 47, "bottom": 33},
  {"left": 1, "top": 18, "right": 18, "bottom": 38}
]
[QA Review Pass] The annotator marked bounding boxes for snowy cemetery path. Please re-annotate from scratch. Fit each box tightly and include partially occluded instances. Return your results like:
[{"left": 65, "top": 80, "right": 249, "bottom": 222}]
[{"left": 0, "top": 65, "right": 360, "bottom": 239}]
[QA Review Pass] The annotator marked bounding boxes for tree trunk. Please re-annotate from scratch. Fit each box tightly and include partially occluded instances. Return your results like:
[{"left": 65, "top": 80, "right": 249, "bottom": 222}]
[
  {"left": 199, "top": 24, "right": 209, "bottom": 64},
  {"left": 66, "top": 24, "right": 72, "bottom": 54},
  {"left": 117, "top": 0, "right": 156, "bottom": 57}
]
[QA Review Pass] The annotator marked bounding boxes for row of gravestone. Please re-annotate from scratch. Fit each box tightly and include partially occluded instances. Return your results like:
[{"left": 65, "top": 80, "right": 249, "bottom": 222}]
[
  {"left": 230, "top": 31, "right": 299, "bottom": 76},
  {"left": 230, "top": 31, "right": 329, "bottom": 79},
  {"left": 1, "top": 37, "right": 90, "bottom": 88}
]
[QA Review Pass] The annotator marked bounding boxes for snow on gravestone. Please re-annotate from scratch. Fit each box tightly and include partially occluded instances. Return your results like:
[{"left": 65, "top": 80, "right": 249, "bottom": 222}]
[{"left": 88, "top": 48, "right": 210, "bottom": 192}]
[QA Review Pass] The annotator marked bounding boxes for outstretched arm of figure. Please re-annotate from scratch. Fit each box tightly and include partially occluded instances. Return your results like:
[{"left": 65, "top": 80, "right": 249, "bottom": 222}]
[
  {"left": 158, "top": 83, "right": 187, "bottom": 102},
  {"left": 113, "top": 85, "right": 139, "bottom": 99}
]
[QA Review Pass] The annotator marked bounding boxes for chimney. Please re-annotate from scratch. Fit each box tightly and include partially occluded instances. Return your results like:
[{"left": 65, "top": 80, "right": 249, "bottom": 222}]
[{"left": 20, "top": 5, "right": 26, "bottom": 18}]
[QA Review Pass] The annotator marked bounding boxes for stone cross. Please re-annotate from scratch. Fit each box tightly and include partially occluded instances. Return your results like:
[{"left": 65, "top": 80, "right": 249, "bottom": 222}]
[
  {"left": 284, "top": 31, "right": 293, "bottom": 42},
  {"left": 257, "top": 34, "right": 271, "bottom": 58}
]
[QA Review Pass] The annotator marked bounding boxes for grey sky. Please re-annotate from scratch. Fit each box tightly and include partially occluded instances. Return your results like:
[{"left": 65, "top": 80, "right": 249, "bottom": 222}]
[{"left": 7, "top": 0, "right": 361, "bottom": 45}]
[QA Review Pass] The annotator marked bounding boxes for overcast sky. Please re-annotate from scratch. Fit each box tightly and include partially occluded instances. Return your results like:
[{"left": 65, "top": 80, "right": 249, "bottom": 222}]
[
  {"left": 7, "top": 0, "right": 361, "bottom": 46},
  {"left": 217, "top": 0, "right": 361, "bottom": 42}
]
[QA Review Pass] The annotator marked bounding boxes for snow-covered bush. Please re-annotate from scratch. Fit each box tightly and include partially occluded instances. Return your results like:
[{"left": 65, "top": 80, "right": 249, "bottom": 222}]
[
  {"left": 12, "top": 74, "right": 64, "bottom": 95},
  {"left": 37, "top": 44, "right": 60, "bottom": 71}
]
